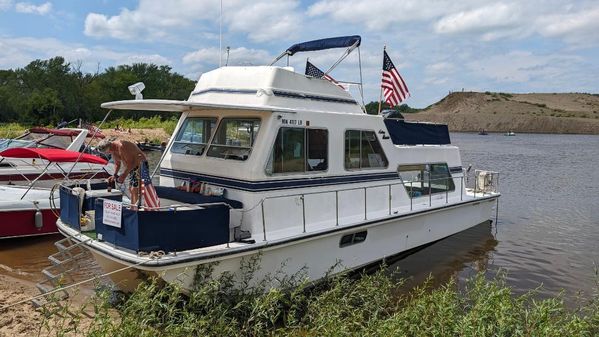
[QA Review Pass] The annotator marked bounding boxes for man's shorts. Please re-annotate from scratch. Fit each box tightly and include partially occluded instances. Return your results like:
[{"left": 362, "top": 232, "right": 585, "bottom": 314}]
[{"left": 129, "top": 160, "right": 150, "bottom": 188}]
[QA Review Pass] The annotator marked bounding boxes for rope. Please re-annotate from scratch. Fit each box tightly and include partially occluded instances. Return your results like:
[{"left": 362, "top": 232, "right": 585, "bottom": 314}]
[{"left": 0, "top": 249, "right": 165, "bottom": 312}]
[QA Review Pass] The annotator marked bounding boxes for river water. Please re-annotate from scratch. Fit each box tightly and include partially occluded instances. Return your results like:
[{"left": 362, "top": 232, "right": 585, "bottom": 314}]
[{"left": 1, "top": 134, "right": 598, "bottom": 301}]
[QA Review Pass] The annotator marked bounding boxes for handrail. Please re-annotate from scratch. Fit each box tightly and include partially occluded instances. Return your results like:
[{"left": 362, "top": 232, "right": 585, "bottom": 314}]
[{"left": 258, "top": 175, "right": 477, "bottom": 241}]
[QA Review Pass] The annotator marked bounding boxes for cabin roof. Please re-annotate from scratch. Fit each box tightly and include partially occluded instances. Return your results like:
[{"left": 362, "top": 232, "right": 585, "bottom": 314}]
[{"left": 101, "top": 66, "right": 364, "bottom": 114}]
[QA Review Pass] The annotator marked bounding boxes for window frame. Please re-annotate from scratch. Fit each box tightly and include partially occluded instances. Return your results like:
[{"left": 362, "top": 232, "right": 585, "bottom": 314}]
[
  {"left": 397, "top": 162, "right": 455, "bottom": 198},
  {"left": 265, "top": 126, "right": 329, "bottom": 176},
  {"left": 170, "top": 116, "right": 218, "bottom": 157},
  {"left": 206, "top": 116, "right": 262, "bottom": 161},
  {"left": 339, "top": 230, "right": 368, "bottom": 248},
  {"left": 343, "top": 128, "right": 389, "bottom": 171}
]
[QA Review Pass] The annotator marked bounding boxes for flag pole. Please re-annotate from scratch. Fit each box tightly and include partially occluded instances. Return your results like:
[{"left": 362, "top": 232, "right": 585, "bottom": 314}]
[{"left": 377, "top": 45, "right": 386, "bottom": 115}]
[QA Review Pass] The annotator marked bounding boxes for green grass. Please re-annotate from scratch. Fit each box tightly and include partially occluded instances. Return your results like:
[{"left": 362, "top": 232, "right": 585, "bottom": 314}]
[
  {"left": 39, "top": 263, "right": 599, "bottom": 337},
  {"left": 103, "top": 116, "right": 178, "bottom": 135},
  {"left": 0, "top": 123, "right": 29, "bottom": 139},
  {"left": 0, "top": 116, "right": 178, "bottom": 141}
]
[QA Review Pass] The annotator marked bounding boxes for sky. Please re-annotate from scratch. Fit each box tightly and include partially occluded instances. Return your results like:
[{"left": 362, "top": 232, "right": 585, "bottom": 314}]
[{"left": 1, "top": 0, "right": 598, "bottom": 108}]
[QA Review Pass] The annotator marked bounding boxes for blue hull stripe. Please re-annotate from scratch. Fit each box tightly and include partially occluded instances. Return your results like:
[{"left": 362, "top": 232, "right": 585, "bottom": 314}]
[
  {"left": 160, "top": 168, "right": 399, "bottom": 192},
  {"left": 160, "top": 166, "right": 463, "bottom": 192}
]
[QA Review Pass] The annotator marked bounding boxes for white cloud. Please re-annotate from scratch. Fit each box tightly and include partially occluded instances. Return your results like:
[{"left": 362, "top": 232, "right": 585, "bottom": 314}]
[
  {"left": 308, "top": 0, "right": 456, "bottom": 31},
  {"left": 226, "top": 1, "right": 301, "bottom": 42},
  {"left": 468, "top": 50, "right": 581, "bottom": 83},
  {"left": 182, "top": 46, "right": 271, "bottom": 74},
  {"left": 434, "top": 3, "right": 522, "bottom": 38},
  {"left": 536, "top": 7, "right": 599, "bottom": 44},
  {"left": 0, "top": 36, "right": 171, "bottom": 72},
  {"left": 0, "top": 0, "right": 12, "bottom": 11},
  {"left": 84, "top": 0, "right": 302, "bottom": 43},
  {"left": 426, "top": 62, "right": 455, "bottom": 74},
  {"left": 15, "top": 1, "right": 51, "bottom": 15}
]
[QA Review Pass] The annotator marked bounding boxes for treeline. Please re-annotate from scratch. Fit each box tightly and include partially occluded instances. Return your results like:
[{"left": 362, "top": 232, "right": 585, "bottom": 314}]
[
  {"left": 0, "top": 57, "right": 195, "bottom": 125},
  {"left": 0, "top": 56, "right": 420, "bottom": 125}
]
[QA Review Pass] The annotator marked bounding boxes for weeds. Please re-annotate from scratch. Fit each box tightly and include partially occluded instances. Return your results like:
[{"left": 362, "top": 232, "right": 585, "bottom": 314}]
[
  {"left": 104, "top": 116, "right": 178, "bottom": 135},
  {"left": 37, "top": 259, "right": 599, "bottom": 337}
]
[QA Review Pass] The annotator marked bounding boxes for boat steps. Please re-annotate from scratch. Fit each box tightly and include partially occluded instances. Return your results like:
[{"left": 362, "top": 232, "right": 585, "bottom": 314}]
[{"left": 32, "top": 237, "right": 91, "bottom": 311}]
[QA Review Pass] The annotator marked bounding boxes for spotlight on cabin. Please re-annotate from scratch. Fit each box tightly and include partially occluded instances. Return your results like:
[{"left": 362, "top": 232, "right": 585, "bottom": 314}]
[{"left": 128, "top": 82, "right": 145, "bottom": 100}]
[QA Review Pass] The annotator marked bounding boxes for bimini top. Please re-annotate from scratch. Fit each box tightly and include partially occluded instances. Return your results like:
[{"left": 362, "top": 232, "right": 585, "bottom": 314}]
[
  {"left": 286, "top": 35, "right": 361, "bottom": 56},
  {"left": 29, "top": 127, "right": 106, "bottom": 139},
  {"left": 0, "top": 148, "right": 108, "bottom": 165}
]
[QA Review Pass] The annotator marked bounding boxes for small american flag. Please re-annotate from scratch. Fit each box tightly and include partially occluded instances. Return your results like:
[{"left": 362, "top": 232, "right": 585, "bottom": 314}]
[
  {"left": 140, "top": 161, "right": 160, "bottom": 210},
  {"left": 305, "top": 60, "right": 346, "bottom": 89},
  {"left": 382, "top": 50, "right": 409, "bottom": 106}
]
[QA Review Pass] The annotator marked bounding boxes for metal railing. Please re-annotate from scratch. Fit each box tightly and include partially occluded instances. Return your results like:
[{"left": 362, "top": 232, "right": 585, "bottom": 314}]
[{"left": 257, "top": 174, "right": 495, "bottom": 241}]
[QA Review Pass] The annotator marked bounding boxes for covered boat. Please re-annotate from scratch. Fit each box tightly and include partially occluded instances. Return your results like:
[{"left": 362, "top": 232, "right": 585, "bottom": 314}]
[
  {"left": 0, "top": 148, "right": 109, "bottom": 239},
  {"left": 0, "top": 127, "right": 110, "bottom": 185}
]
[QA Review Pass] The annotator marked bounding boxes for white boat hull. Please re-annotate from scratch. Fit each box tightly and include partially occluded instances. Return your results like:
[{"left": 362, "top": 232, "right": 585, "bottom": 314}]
[{"left": 61, "top": 195, "right": 497, "bottom": 292}]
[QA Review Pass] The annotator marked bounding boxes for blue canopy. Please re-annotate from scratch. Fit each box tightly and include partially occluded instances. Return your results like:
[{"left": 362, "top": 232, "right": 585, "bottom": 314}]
[{"left": 286, "top": 35, "right": 361, "bottom": 56}]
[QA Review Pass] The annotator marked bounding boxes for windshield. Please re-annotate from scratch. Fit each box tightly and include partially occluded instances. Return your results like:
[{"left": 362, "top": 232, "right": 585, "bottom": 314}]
[
  {"left": 207, "top": 118, "right": 261, "bottom": 161},
  {"left": 171, "top": 117, "right": 217, "bottom": 156}
]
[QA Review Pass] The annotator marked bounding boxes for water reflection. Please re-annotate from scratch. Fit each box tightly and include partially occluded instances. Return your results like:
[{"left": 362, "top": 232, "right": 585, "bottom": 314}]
[{"left": 387, "top": 221, "right": 498, "bottom": 290}]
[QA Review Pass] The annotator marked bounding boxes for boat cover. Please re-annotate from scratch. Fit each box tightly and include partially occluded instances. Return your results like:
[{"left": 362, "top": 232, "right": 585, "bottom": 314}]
[
  {"left": 383, "top": 119, "right": 451, "bottom": 145},
  {"left": 94, "top": 201, "right": 230, "bottom": 252},
  {"left": 0, "top": 148, "right": 108, "bottom": 165},
  {"left": 29, "top": 127, "right": 105, "bottom": 138},
  {"left": 286, "top": 36, "right": 361, "bottom": 56}
]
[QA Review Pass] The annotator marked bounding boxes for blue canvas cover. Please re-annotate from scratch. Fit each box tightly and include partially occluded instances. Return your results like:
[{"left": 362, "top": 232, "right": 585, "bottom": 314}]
[
  {"left": 286, "top": 35, "right": 361, "bottom": 56},
  {"left": 94, "top": 201, "right": 230, "bottom": 253},
  {"left": 384, "top": 119, "right": 451, "bottom": 145},
  {"left": 59, "top": 185, "right": 81, "bottom": 230},
  {"left": 154, "top": 186, "right": 243, "bottom": 209}
]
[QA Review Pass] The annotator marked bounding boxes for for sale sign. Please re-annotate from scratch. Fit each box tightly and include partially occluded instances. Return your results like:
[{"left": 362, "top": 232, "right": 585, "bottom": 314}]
[{"left": 103, "top": 199, "right": 122, "bottom": 228}]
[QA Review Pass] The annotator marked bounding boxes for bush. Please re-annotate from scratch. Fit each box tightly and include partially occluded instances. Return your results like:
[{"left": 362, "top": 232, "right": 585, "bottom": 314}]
[{"left": 39, "top": 264, "right": 599, "bottom": 337}]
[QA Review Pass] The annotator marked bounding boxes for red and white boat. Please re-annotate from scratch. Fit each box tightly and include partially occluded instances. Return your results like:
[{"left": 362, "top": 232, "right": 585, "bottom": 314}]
[
  {"left": 0, "top": 127, "right": 111, "bottom": 185},
  {"left": 0, "top": 148, "right": 109, "bottom": 239}
]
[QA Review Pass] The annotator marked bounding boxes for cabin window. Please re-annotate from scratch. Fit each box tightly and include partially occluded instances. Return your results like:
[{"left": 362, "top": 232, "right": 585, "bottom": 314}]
[
  {"left": 207, "top": 118, "right": 261, "bottom": 161},
  {"left": 344, "top": 130, "right": 388, "bottom": 169},
  {"left": 339, "top": 231, "right": 368, "bottom": 248},
  {"left": 266, "top": 127, "right": 328, "bottom": 174},
  {"left": 171, "top": 117, "right": 217, "bottom": 156},
  {"left": 398, "top": 163, "right": 455, "bottom": 198}
]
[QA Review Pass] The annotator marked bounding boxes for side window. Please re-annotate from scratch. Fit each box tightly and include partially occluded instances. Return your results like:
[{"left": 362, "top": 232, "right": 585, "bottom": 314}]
[
  {"left": 339, "top": 231, "right": 368, "bottom": 248},
  {"left": 344, "top": 130, "right": 388, "bottom": 169},
  {"left": 399, "top": 163, "right": 455, "bottom": 198},
  {"left": 171, "top": 117, "right": 217, "bottom": 156},
  {"left": 307, "top": 129, "right": 328, "bottom": 171},
  {"left": 207, "top": 118, "right": 260, "bottom": 161},
  {"left": 266, "top": 127, "right": 328, "bottom": 175}
]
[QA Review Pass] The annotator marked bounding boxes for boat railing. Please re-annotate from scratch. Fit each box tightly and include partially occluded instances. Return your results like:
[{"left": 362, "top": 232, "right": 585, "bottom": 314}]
[{"left": 258, "top": 171, "right": 499, "bottom": 241}]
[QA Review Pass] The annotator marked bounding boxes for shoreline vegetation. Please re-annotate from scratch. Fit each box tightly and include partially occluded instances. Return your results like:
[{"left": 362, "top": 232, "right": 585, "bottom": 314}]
[{"left": 1, "top": 265, "right": 598, "bottom": 336}]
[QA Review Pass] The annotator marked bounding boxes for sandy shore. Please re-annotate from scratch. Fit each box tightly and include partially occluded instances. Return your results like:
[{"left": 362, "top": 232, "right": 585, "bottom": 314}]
[
  {"left": 0, "top": 273, "right": 100, "bottom": 337},
  {"left": 0, "top": 274, "right": 44, "bottom": 336}
]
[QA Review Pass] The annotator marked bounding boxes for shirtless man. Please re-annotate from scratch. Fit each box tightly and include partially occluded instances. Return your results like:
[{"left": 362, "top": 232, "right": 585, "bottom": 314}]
[{"left": 97, "top": 138, "right": 148, "bottom": 206}]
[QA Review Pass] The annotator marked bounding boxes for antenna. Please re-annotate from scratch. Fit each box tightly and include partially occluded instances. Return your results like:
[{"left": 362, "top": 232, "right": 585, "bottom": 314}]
[
  {"left": 219, "top": 0, "right": 223, "bottom": 67},
  {"left": 128, "top": 82, "right": 145, "bottom": 100}
]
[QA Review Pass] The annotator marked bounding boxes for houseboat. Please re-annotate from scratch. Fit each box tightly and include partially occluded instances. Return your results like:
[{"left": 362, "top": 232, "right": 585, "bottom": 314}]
[{"left": 56, "top": 36, "right": 500, "bottom": 292}]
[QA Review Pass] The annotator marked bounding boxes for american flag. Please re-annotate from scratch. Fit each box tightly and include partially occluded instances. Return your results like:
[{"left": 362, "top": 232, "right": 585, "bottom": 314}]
[
  {"left": 140, "top": 161, "right": 160, "bottom": 210},
  {"left": 382, "top": 50, "right": 410, "bottom": 106},
  {"left": 305, "top": 60, "right": 346, "bottom": 89}
]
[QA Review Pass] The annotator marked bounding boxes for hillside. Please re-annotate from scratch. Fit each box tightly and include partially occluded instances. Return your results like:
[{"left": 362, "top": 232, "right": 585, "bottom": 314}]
[{"left": 405, "top": 92, "right": 599, "bottom": 134}]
